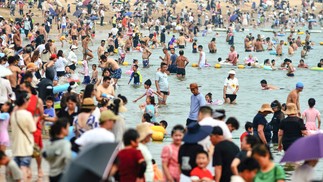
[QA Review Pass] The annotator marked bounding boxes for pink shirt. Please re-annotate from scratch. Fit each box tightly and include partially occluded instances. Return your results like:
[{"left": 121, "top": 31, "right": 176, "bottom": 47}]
[
  {"left": 82, "top": 60, "right": 89, "bottom": 76},
  {"left": 302, "top": 108, "right": 320, "bottom": 130},
  {"left": 228, "top": 51, "right": 237, "bottom": 62},
  {"left": 161, "top": 144, "right": 180, "bottom": 182}
]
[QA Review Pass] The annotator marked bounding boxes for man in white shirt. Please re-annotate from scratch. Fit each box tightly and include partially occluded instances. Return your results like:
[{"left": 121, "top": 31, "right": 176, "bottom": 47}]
[
  {"left": 75, "top": 110, "right": 118, "bottom": 147},
  {"left": 0, "top": 77, "right": 13, "bottom": 106},
  {"left": 111, "top": 25, "right": 119, "bottom": 36},
  {"left": 155, "top": 62, "right": 169, "bottom": 105}
]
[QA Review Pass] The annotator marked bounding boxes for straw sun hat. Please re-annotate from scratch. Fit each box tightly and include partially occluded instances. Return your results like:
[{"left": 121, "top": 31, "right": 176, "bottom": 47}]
[
  {"left": 285, "top": 103, "right": 298, "bottom": 115},
  {"left": 82, "top": 98, "right": 96, "bottom": 110},
  {"left": 136, "top": 123, "right": 153, "bottom": 142},
  {"left": 259, "top": 103, "right": 273, "bottom": 113}
]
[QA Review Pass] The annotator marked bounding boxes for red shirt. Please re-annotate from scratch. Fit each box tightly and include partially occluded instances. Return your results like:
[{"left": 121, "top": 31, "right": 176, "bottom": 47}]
[
  {"left": 240, "top": 131, "right": 251, "bottom": 142},
  {"left": 117, "top": 148, "right": 144, "bottom": 182},
  {"left": 190, "top": 167, "right": 213, "bottom": 180}
]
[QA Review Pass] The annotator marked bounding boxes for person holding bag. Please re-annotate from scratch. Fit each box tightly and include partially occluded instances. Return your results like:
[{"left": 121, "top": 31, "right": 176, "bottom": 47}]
[{"left": 10, "top": 90, "right": 36, "bottom": 182}]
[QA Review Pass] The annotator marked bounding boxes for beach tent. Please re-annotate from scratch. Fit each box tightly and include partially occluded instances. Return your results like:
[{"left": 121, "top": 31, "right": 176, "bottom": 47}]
[{"left": 230, "top": 14, "right": 238, "bottom": 22}]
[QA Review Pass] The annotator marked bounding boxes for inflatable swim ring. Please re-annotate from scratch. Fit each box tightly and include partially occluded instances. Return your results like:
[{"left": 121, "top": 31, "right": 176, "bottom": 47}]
[
  {"left": 122, "top": 61, "right": 129, "bottom": 66},
  {"left": 320, "top": 42, "right": 323, "bottom": 45},
  {"left": 277, "top": 33, "right": 285, "bottom": 36},
  {"left": 238, "top": 65, "right": 245, "bottom": 69},
  {"left": 310, "top": 67, "right": 323, "bottom": 71},
  {"left": 151, "top": 126, "right": 165, "bottom": 141},
  {"left": 192, "top": 63, "right": 198, "bottom": 67},
  {"left": 126, "top": 70, "right": 133, "bottom": 75},
  {"left": 269, "top": 50, "right": 277, "bottom": 55},
  {"left": 53, "top": 83, "right": 70, "bottom": 94},
  {"left": 297, "top": 32, "right": 304, "bottom": 35},
  {"left": 263, "top": 66, "right": 273, "bottom": 71},
  {"left": 78, "top": 60, "right": 83, "bottom": 65},
  {"left": 214, "top": 63, "right": 221, "bottom": 68},
  {"left": 301, "top": 41, "right": 306, "bottom": 45},
  {"left": 284, "top": 42, "right": 288, "bottom": 45}
]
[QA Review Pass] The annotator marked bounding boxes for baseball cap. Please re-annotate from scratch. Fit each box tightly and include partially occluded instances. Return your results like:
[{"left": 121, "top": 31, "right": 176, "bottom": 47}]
[
  {"left": 296, "top": 82, "right": 304, "bottom": 88},
  {"left": 99, "top": 110, "right": 118, "bottom": 124},
  {"left": 50, "top": 54, "right": 57, "bottom": 60}
]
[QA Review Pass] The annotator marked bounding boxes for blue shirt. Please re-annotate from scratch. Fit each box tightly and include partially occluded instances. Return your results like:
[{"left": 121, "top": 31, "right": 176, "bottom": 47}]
[
  {"left": 188, "top": 93, "right": 206, "bottom": 120},
  {"left": 44, "top": 107, "right": 55, "bottom": 118},
  {"left": 145, "top": 104, "right": 156, "bottom": 122}
]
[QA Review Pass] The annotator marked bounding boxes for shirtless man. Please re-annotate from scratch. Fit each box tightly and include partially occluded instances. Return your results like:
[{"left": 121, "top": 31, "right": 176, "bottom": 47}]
[
  {"left": 124, "top": 36, "right": 132, "bottom": 52},
  {"left": 226, "top": 45, "right": 238, "bottom": 65},
  {"left": 177, "top": 32, "right": 186, "bottom": 49},
  {"left": 96, "top": 76, "right": 115, "bottom": 102},
  {"left": 70, "top": 25, "right": 78, "bottom": 46},
  {"left": 13, "top": 30, "right": 22, "bottom": 51},
  {"left": 286, "top": 82, "right": 303, "bottom": 116},
  {"left": 288, "top": 42, "right": 294, "bottom": 55},
  {"left": 176, "top": 50, "right": 189, "bottom": 78},
  {"left": 82, "top": 35, "right": 94, "bottom": 61},
  {"left": 276, "top": 40, "right": 284, "bottom": 56},
  {"left": 260, "top": 79, "right": 279, "bottom": 90},
  {"left": 99, "top": 55, "right": 121, "bottom": 86},
  {"left": 48, "top": 39, "right": 57, "bottom": 54},
  {"left": 208, "top": 38, "right": 217, "bottom": 53},
  {"left": 254, "top": 39, "right": 264, "bottom": 52},
  {"left": 266, "top": 37, "right": 273, "bottom": 50},
  {"left": 285, "top": 58, "right": 295, "bottom": 77},
  {"left": 141, "top": 43, "right": 152, "bottom": 68},
  {"left": 97, "top": 40, "right": 106, "bottom": 58},
  {"left": 8, "top": 56, "right": 22, "bottom": 92},
  {"left": 140, "top": 36, "right": 150, "bottom": 46},
  {"left": 2, "top": 21, "right": 12, "bottom": 43},
  {"left": 159, "top": 48, "right": 171, "bottom": 66},
  {"left": 38, "top": 23, "right": 47, "bottom": 41}
]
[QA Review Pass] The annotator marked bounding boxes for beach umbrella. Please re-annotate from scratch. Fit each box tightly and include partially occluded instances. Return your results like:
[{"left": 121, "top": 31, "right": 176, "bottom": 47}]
[
  {"left": 60, "top": 142, "right": 119, "bottom": 182},
  {"left": 73, "top": 9, "right": 83, "bottom": 17},
  {"left": 83, "top": 0, "right": 91, "bottom": 6},
  {"left": 0, "top": 65, "right": 13, "bottom": 77},
  {"left": 280, "top": 133, "right": 323, "bottom": 163},
  {"left": 230, "top": 14, "right": 238, "bottom": 22},
  {"left": 123, "top": 12, "right": 133, "bottom": 17}
]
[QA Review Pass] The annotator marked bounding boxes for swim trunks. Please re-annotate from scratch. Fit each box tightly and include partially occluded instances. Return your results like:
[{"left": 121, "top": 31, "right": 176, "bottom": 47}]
[
  {"left": 287, "top": 73, "right": 294, "bottom": 77},
  {"left": 161, "top": 91, "right": 169, "bottom": 96},
  {"left": 82, "top": 75, "right": 91, "bottom": 84},
  {"left": 179, "top": 45, "right": 185, "bottom": 49},
  {"left": 143, "top": 59, "right": 149, "bottom": 68},
  {"left": 177, "top": 68, "right": 186, "bottom": 75},
  {"left": 72, "top": 35, "right": 77, "bottom": 40},
  {"left": 112, "top": 68, "right": 122, "bottom": 79},
  {"left": 210, "top": 50, "right": 216, "bottom": 53},
  {"left": 226, "top": 94, "right": 237, "bottom": 103}
]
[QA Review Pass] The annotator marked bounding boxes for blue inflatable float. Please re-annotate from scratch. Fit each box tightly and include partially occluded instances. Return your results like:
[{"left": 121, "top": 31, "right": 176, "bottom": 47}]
[{"left": 53, "top": 83, "right": 70, "bottom": 94}]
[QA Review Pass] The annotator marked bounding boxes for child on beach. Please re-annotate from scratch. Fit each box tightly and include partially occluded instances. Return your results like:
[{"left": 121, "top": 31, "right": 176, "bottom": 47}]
[
  {"left": 43, "top": 96, "right": 56, "bottom": 135},
  {"left": 240, "top": 122, "right": 253, "bottom": 142},
  {"left": 91, "top": 64, "right": 98, "bottom": 84},
  {"left": 79, "top": 59, "right": 90, "bottom": 84},
  {"left": 302, "top": 98, "right": 321, "bottom": 131},
  {"left": 0, "top": 150, "right": 22, "bottom": 182},
  {"left": 205, "top": 92, "right": 213, "bottom": 104},
  {"left": 128, "top": 65, "right": 142, "bottom": 85},
  {"left": 118, "top": 44, "right": 126, "bottom": 64},
  {"left": 145, "top": 96, "right": 157, "bottom": 123},
  {"left": 133, "top": 79, "right": 162, "bottom": 109},
  {"left": 190, "top": 150, "right": 213, "bottom": 182},
  {"left": 192, "top": 39, "right": 198, "bottom": 53},
  {"left": 0, "top": 102, "right": 13, "bottom": 152}
]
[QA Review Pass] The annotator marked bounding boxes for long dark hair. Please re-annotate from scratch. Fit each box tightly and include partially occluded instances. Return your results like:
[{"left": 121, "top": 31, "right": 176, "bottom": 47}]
[
  {"left": 49, "top": 119, "right": 69, "bottom": 139},
  {"left": 83, "top": 84, "right": 95, "bottom": 99},
  {"left": 108, "top": 98, "right": 121, "bottom": 115}
]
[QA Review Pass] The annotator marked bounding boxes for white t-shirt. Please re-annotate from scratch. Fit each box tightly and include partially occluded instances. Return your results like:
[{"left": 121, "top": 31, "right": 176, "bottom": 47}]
[
  {"left": 67, "top": 51, "right": 77, "bottom": 66},
  {"left": 0, "top": 78, "right": 13, "bottom": 104},
  {"left": 224, "top": 77, "right": 239, "bottom": 94},
  {"left": 111, "top": 27, "right": 119, "bottom": 36},
  {"left": 199, "top": 117, "right": 232, "bottom": 151},
  {"left": 155, "top": 71, "right": 169, "bottom": 92},
  {"left": 75, "top": 127, "right": 115, "bottom": 146},
  {"left": 291, "top": 164, "right": 316, "bottom": 182},
  {"left": 36, "top": 44, "right": 45, "bottom": 53},
  {"left": 55, "top": 57, "right": 68, "bottom": 72},
  {"left": 138, "top": 143, "right": 154, "bottom": 182}
]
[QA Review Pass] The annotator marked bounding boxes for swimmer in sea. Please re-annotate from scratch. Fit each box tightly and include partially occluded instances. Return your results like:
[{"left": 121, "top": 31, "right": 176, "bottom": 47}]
[
  {"left": 275, "top": 40, "right": 284, "bottom": 56},
  {"left": 260, "top": 80, "right": 279, "bottom": 90},
  {"left": 205, "top": 92, "right": 213, "bottom": 104},
  {"left": 285, "top": 58, "right": 295, "bottom": 77},
  {"left": 297, "top": 59, "right": 308, "bottom": 68},
  {"left": 301, "top": 46, "right": 307, "bottom": 59}
]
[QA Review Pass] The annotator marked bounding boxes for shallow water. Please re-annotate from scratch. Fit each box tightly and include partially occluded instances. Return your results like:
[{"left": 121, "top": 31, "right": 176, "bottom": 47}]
[{"left": 47, "top": 27, "right": 323, "bottom": 180}]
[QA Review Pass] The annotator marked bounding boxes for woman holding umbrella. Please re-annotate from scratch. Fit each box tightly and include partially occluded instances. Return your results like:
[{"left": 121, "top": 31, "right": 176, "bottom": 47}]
[{"left": 278, "top": 103, "right": 307, "bottom": 151}]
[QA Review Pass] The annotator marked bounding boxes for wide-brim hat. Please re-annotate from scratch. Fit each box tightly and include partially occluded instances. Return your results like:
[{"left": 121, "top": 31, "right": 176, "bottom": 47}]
[
  {"left": 82, "top": 98, "right": 96, "bottom": 110},
  {"left": 228, "top": 69, "right": 236, "bottom": 75},
  {"left": 136, "top": 123, "right": 153, "bottom": 142},
  {"left": 99, "top": 110, "right": 118, "bottom": 124},
  {"left": 259, "top": 103, "right": 273, "bottom": 113},
  {"left": 108, "top": 98, "right": 127, "bottom": 113},
  {"left": 183, "top": 122, "right": 213, "bottom": 143},
  {"left": 285, "top": 103, "right": 298, "bottom": 115}
]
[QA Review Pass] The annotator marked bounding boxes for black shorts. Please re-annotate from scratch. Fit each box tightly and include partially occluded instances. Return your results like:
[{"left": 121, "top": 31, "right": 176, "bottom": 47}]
[
  {"left": 68, "top": 64, "right": 76, "bottom": 71},
  {"left": 72, "top": 35, "right": 77, "bottom": 40},
  {"left": 108, "top": 45, "right": 114, "bottom": 53},
  {"left": 149, "top": 34, "right": 154, "bottom": 39},
  {"left": 245, "top": 50, "right": 252, "bottom": 52},
  {"left": 81, "top": 36, "right": 86, "bottom": 40},
  {"left": 179, "top": 45, "right": 185, "bottom": 49},
  {"left": 126, "top": 47, "right": 130, "bottom": 52},
  {"left": 57, "top": 71, "right": 65, "bottom": 77},
  {"left": 287, "top": 73, "right": 294, "bottom": 77},
  {"left": 177, "top": 68, "right": 186, "bottom": 75},
  {"left": 210, "top": 50, "right": 216, "bottom": 53},
  {"left": 226, "top": 94, "right": 237, "bottom": 103},
  {"left": 161, "top": 91, "right": 169, "bottom": 96}
]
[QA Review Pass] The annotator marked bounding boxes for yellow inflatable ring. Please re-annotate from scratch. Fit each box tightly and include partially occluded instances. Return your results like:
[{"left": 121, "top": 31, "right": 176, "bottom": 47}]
[
  {"left": 320, "top": 42, "right": 323, "bottom": 45},
  {"left": 284, "top": 42, "right": 288, "bottom": 46},
  {"left": 78, "top": 60, "right": 83, "bottom": 65},
  {"left": 192, "top": 63, "right": 198, "bottom": 67},
  {"left": 152, "top": 131, "right": 164, "bottom": 141},
  {"left": 122, "top": 61, "right": 129, "bottom": 66},
  {"left": 237, "top": 65, "right": 245, "bottom": 69},
  {"left": 301, "top": 41, "right": 306, "bottom": 45},
  {"left": 151, "top": 126, "right": 166, "bottom": 133},
  {"left": 297, "top": 32, "right": 304, "bottom": 35},
  {"left": 214, "top": 63, "right": 221, "bottom": 68}
]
